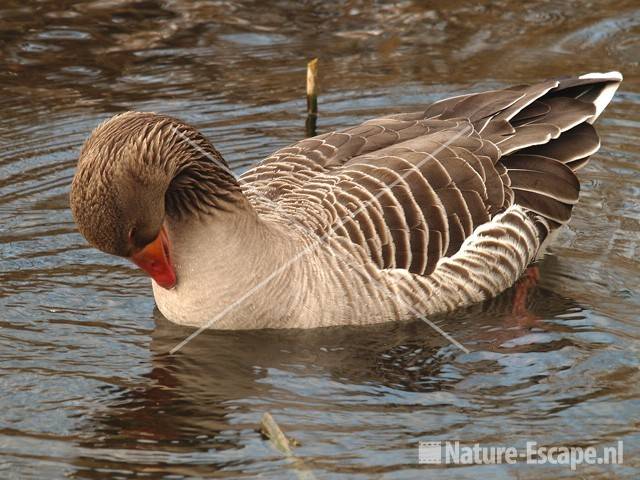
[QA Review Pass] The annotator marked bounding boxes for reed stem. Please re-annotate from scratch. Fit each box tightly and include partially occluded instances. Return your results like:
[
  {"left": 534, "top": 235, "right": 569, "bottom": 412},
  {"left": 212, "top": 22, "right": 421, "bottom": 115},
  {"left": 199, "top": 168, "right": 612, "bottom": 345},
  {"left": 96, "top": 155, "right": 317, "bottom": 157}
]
[{"left": 305, "top": 58, "right": 318, "bottom": 137}]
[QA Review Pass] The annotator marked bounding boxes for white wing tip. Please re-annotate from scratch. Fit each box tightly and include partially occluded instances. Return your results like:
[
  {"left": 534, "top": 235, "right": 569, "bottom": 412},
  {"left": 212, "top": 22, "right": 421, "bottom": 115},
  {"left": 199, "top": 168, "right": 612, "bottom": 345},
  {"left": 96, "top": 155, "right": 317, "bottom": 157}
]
[
  {"left": 579, "top": 71, "right": 623, "bottom": 82},
  {"left": 578, "top": 71, "right": 623, "bottom": 123}
]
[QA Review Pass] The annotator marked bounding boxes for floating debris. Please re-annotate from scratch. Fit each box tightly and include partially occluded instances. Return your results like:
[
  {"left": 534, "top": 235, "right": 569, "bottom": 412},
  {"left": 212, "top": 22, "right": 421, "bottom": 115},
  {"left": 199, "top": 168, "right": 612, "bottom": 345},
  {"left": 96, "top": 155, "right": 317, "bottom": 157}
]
[{"left": 260, "top": 412, "right": 317, "bottom": 480}]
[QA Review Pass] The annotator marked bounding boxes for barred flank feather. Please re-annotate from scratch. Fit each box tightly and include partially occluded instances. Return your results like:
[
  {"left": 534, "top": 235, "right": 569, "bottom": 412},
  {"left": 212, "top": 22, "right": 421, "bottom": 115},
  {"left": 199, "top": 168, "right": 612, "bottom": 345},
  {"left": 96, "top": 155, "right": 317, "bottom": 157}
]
[{"left": 239, "top": 72, "right": 621, "bottom": 318}]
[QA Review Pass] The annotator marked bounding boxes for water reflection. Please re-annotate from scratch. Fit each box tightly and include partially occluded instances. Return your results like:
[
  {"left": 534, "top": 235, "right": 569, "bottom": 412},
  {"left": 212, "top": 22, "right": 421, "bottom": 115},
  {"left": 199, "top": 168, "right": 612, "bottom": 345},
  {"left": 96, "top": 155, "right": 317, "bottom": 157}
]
[{"left": 66, "top": 281, "right": 604, "bottom": 477}]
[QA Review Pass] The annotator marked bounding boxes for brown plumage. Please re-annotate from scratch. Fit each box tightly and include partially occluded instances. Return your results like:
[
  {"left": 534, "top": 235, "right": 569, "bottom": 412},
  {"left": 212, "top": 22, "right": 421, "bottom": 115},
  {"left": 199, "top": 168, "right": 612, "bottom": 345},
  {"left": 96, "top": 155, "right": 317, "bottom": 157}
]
[{"left": 70, "top": 72, "right": 622, "bottom": 329}]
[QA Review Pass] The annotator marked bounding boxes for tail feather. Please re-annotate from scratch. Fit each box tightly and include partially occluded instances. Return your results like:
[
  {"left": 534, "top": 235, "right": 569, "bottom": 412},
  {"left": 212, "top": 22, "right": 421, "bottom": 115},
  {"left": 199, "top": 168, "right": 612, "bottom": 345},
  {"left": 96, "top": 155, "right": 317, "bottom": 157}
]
[
  {"left": 549, "top": 71, "right": 623, "bottom": 122},
  {"left": 499, "top": 72, "right": 621, "bottom": 227},
  {"left": 519, "top": 123, "right": 600, "bottom": 166},
  {"left": 512, "top": 96, "right": 595, "bottom": 131},
  {"left": 422, "top": 71, "right": 621, "bottom": 229},
  {"left": 566, "top": 156, "right": 591, "bottom": 171}
]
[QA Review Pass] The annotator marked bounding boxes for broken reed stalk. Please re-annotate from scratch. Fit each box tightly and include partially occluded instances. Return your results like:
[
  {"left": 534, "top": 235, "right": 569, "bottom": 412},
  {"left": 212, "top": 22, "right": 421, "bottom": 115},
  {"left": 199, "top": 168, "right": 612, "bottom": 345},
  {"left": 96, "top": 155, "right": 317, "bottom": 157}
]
[
  {"left": 305, "top": 58, "right": 318, "bottom": 137},
  {"left": 260, "top": 412, "right": 317, "bottom": 480}
]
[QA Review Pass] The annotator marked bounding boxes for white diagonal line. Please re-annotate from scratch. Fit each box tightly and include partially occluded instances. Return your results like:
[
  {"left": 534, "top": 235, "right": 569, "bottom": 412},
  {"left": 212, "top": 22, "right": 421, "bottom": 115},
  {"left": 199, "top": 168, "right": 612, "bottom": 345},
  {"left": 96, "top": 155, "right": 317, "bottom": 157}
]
[
  {"left": 171, "top": 126, "right": 236, "bottom": 177},
  {"left": 169, "top": 122, "right": 473, "bottom": 354}
]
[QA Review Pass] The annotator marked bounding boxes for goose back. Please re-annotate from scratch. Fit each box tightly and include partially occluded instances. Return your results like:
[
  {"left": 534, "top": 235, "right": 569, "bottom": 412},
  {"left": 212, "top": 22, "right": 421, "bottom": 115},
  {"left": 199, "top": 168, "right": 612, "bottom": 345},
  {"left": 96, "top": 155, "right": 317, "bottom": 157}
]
[{"left": 239, "top": 73, "right": 621, "bottom": 276}]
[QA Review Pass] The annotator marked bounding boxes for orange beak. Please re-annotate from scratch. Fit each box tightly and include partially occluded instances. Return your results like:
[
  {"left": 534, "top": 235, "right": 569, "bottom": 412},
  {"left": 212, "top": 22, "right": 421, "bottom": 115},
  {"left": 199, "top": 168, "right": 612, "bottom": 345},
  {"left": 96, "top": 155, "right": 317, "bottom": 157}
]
[{"left": 129, "top": 225, "right": 176, "bottom": 289}]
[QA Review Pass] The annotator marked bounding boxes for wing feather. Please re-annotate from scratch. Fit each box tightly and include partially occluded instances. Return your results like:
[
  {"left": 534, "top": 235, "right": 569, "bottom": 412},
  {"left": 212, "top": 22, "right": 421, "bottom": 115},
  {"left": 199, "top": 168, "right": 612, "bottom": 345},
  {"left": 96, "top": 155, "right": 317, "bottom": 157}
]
[{"left": 239, "top": 73, "right": 620, "bottom": 278}]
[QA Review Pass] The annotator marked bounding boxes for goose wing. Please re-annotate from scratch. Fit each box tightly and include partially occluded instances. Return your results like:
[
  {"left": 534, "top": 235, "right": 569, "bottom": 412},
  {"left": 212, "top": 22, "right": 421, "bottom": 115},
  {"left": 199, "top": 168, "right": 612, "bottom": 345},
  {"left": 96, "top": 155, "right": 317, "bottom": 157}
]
[{"left": 240, "top": 72, "right": 621, "bottom": 275}]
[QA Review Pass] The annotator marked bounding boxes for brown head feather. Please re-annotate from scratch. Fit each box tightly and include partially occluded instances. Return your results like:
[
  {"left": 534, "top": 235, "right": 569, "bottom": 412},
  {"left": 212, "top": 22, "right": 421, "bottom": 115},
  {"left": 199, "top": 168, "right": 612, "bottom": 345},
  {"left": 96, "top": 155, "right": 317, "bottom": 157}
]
[{"left": 70, "top": 111, "right": 244, "bottom": 256}]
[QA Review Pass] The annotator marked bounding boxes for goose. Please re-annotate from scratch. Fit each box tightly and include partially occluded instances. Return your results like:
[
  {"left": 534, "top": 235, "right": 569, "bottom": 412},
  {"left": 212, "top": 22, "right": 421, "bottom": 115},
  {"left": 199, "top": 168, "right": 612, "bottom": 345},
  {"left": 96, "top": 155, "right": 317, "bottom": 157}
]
[{"left": 70, "top": 72, "right": 622, "bottom": 330}]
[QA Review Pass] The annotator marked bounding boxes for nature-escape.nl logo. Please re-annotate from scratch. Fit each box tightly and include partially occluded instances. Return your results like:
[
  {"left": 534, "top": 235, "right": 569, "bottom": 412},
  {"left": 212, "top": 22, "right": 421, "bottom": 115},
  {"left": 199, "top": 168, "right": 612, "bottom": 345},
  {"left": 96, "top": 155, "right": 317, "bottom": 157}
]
[{"left": 419, "top": 440, "right": 624, "bottom": 471}]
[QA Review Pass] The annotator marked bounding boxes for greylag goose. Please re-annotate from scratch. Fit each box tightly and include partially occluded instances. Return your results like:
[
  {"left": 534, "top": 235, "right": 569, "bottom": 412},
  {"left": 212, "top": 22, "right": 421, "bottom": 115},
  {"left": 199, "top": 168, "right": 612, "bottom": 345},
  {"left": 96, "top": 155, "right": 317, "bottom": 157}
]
[{"left": 71, "top": 72, "right": 622, "bottom": 329}]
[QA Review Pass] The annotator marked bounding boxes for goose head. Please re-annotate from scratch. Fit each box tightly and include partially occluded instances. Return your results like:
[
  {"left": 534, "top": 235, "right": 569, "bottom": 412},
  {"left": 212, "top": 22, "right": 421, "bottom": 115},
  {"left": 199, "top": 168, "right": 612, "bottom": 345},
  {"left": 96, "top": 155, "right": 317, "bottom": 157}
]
[{"left": 70, "top": 111, "right": 243, "bottom": 289}]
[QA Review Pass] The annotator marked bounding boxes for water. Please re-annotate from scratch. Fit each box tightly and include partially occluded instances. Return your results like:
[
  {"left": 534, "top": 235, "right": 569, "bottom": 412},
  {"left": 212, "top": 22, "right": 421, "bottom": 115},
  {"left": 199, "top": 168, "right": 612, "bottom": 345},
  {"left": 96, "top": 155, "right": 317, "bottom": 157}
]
[{"left": 1, "top": 1, "right": 639, "bottom": 478}]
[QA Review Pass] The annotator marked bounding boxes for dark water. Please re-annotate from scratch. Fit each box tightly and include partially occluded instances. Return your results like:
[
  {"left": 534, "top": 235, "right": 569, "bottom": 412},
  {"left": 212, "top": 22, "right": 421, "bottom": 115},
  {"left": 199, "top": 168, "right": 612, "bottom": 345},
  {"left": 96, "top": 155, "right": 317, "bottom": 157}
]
[{"left": 1, "top": 1, "right": 639, "bottom": 478}]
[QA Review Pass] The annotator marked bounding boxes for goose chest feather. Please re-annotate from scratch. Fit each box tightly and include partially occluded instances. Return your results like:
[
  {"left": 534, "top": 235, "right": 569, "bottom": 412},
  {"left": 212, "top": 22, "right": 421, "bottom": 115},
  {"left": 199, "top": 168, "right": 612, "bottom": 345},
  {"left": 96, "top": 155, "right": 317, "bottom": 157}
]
[{"left": 70, "top": 72, "right": 622, "bottom": 329}]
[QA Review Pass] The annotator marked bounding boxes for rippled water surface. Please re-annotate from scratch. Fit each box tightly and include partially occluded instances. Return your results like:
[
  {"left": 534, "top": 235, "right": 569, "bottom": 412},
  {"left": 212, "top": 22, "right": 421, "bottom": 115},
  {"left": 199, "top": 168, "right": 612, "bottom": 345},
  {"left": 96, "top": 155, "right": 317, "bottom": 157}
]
[{"left": 1, "top": 1, "right": 639, "bottom": 478}]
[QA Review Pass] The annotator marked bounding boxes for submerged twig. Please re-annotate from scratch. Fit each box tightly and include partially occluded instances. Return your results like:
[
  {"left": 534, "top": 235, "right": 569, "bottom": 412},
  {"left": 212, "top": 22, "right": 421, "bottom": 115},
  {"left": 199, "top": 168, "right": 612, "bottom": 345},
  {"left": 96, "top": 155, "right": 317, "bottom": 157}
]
[
  {"left": 305, "top": 58, "right": 318, "bottom": 137},
  {"left": 260, "top": 412, "right": 317, "bottom": 480}
]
